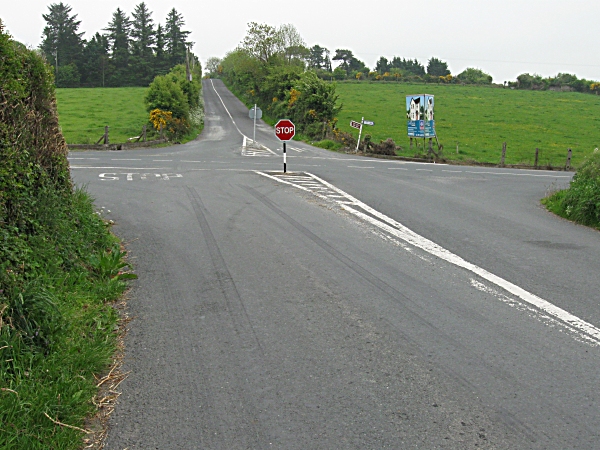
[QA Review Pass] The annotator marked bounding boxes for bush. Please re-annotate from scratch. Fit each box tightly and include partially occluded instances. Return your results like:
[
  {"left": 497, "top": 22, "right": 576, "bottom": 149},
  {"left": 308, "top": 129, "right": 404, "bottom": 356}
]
[
  {"left": 543, "top": 150, "right": 600, "bottom": 227},
  {"left": 145, "top": 75, "right": 189, "bottom": 119}
]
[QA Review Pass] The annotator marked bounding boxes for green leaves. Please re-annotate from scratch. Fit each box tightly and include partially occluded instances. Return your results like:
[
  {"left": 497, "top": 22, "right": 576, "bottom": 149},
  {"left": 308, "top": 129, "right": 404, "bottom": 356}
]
[{"left": 89, "top": 245, "right": 137, "bottom": 282}]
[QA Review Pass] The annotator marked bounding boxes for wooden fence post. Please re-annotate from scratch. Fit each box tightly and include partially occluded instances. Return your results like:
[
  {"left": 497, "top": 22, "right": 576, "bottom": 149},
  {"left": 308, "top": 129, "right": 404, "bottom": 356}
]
[
  {"left": 159, "top": 123, "right": 164, "bottom": 139},
  {"left": 142, "top": 125, "right": 147, "bottom": 142},
  {"left": 104, "top": 126, "right": 109, "bottom": 145},
  {"left": 456, "top": 142, "right": 459, "bottom": 155},
  {"left": 565, "top": 148, "right": 572, "bottom": 170},
  {"left": 534, "top": 148, "right": 539, "bottom": 169},
  {"left": 501, "top": 142, "right": 507, "bottom": 167},
  {"left": 410, "top": 137, "right": 413, "bottom": 151}
]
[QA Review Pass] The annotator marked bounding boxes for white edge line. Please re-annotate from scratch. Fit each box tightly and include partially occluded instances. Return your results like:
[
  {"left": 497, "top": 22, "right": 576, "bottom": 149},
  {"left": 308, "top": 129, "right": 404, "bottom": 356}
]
[
  {"left": 274, "top": 171, "right": 600, "bottom": 345},
  {"left": 340, "top": 205, "right": 600, "bottom": 343}
]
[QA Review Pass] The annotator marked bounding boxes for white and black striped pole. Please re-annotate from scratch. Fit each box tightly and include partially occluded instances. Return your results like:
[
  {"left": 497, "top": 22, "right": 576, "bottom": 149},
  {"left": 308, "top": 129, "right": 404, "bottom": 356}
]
[{"left": 275, "top": 119, "right": 295, "bottom": 174}]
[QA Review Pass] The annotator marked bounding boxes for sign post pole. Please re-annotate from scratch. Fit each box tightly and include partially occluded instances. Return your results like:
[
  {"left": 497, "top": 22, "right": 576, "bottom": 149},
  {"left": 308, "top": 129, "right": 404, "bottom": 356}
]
[
  {"left": 355, "top": 117, "right": 364, "bottom": 152},
  {"left": 253, "top": 103, "right": 257, "bottom": 144},
  {"left": 283, "top": 142, "right": 287, "bottom": 173}
]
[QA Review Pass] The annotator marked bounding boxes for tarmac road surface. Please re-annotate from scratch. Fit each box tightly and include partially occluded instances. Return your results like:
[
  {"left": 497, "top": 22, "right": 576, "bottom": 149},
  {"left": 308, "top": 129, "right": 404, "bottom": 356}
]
[{"left": 69, "top": 79, "right": 600, "bottom": 449}]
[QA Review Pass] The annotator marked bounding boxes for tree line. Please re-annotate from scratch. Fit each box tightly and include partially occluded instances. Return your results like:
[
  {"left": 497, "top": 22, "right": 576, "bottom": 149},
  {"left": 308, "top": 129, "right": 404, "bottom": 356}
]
[
  {"left": 40, "top": 2, "right": 196, "bottom": 88},
  {"left": 207, "top": 40, "right": 493, "bottom": 86},
  {"left": 209, "top": 38, "right": 600, "bottom": 93}
]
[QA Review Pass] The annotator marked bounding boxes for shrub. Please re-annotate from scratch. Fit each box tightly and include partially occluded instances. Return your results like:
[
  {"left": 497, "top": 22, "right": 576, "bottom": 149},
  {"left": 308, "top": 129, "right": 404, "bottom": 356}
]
[
  {"left": 145, "top": 75, "right": 189, "bottom": 119},
  {"left": 543, "top": 150, "right": 600, "bottom": 227}
]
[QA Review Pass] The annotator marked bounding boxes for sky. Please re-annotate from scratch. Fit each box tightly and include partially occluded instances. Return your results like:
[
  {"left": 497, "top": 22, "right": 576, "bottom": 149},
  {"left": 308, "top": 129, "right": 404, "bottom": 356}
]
[{"left": 2, "top": 0, "right": 600, "bottom": 83}]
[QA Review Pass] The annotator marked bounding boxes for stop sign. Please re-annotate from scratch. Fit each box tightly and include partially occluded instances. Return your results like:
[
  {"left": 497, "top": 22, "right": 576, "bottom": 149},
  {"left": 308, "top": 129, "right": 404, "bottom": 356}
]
[{"left": 275, "top": 119, "right": 295, "bottom": 141}]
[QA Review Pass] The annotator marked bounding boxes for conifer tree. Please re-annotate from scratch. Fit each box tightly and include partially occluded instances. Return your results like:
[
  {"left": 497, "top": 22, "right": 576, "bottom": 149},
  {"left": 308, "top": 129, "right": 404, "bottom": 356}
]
[
  {"left": 105, "top": 8, "right": 131, "bottom": 85},
  {"left": 164, "top": 8, "right": 191, "bottom": 67},
  {"left": 130, "top": 2, "right": 155, "bottom": 84},
  {"left": 41, "top": 2, "right": 85, "bottom": 85}
]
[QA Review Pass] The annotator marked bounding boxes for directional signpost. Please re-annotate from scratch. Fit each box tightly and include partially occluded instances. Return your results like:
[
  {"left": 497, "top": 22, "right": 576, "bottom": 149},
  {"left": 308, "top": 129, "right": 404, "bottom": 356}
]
[
  {"left": 352, "top": 117, "right": 375, "bottom": 152},
  {"left": 249, "top": 105, "right": 262, "bottom": 144},
  {"left": 275, "top": 119, "right": 295, "bottom": 173}
]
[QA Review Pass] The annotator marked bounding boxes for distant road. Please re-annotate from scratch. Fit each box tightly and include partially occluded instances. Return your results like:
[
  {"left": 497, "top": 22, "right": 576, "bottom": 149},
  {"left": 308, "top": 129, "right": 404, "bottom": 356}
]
[{"left": 69, "top": 79, "right": 600, "bottom": 449}]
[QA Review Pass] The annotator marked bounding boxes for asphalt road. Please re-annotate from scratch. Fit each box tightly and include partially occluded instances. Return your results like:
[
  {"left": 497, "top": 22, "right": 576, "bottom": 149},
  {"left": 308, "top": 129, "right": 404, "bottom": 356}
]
[{"left": 69, "top": 79, "right": 600, "bottom": 449}]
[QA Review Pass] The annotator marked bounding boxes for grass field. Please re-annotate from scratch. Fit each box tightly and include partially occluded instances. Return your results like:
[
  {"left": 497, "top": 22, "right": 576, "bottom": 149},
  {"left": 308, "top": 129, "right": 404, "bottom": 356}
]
[
  {"left": 335, "top": 82, "right": 600, "bottom": 167},
  {"left": 56, "top": 87, "right": 149, "bottom": 144}
]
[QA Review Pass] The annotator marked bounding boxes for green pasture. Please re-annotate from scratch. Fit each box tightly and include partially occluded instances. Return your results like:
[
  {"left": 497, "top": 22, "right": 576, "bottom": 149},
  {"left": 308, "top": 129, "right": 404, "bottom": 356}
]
[
  {"left": 56, "top": 87, "right": 149, "bottom": 144},
  {"left": 335, "top": 82, "right": 600, "bottom": 167}
]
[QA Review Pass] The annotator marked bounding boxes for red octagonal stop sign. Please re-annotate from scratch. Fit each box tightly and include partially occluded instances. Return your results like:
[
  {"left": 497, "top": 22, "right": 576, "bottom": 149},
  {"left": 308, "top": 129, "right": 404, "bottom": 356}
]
[{"left": 275, "top": 119, "right": 295, "bottom": 141}]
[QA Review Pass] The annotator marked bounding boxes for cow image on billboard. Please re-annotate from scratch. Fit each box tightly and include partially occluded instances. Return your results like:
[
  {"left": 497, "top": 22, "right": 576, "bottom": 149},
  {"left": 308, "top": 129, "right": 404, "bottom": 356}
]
[{"left": 406, "top": 94, "right": 435, "bottom": 138}]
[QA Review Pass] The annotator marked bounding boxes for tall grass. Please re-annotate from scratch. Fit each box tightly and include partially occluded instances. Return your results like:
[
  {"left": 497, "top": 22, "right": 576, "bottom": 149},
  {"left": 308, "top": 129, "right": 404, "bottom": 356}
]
[
  {"left": 0, "top": 188, "right": 133, "bottom": 448},
  {"left": 334, "top": 82, "right": 600, "bottom": 167}
]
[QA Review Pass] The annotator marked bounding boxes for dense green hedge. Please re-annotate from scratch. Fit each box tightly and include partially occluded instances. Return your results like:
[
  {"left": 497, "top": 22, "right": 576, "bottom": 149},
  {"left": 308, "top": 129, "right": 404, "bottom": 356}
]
[{"left": 1, "top": 22, "right": 132, "bottom": 448}]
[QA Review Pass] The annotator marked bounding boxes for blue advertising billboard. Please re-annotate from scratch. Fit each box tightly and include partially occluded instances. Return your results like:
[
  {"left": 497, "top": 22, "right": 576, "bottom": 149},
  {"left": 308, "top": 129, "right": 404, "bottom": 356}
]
[{"left": 406, "top": 94, "right": 435, "bottom": 138}]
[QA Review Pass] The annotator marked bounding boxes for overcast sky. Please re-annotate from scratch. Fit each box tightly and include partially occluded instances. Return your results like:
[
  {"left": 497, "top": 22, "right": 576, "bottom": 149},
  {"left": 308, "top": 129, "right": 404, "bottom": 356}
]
[{"left": 2, "top": 0, "right": 599, "bottom": 83}]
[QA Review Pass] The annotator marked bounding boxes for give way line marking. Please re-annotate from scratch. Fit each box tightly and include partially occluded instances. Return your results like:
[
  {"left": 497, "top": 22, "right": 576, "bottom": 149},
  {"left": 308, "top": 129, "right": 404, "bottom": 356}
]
[{"left": 256, "top": 170, "right": 600, "bottom": 346}]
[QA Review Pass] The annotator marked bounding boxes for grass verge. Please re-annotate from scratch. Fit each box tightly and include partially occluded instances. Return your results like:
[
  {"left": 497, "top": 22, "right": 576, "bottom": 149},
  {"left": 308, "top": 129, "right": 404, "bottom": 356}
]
[
  {"left": 541, "top": 151, "right": 600, "bottom": 229},
  {"left": 0, "top": 187, "right": 135, "bottom": 449}
]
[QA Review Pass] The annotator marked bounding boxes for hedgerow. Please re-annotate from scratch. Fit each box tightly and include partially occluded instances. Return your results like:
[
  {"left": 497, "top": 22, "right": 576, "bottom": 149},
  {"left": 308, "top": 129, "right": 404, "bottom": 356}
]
[{"left": 1, "top": 21, "right": 133, "bottom": 448}]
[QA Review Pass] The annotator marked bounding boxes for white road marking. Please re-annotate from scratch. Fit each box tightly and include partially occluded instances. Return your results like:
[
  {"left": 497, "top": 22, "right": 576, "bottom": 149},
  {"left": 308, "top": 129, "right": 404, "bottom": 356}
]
[
  {"left": 71, "top": 166, "right": 169, "bottom": 170},
  {"left": 111, "top": 158, "right": 142, "bottom": 161},
  {"left": 153, "top": 159, "right": 173, "bottom": 162},
  {"left": 348, "top": 166, "right": 375, "bottom": 169},
  {"left": 257, "top": 170, "right": 600, "bottom": 346},
  {"left": 442, "top": 170, "right": 463, "bottom": 173},
  {"left": 466, "top": 170, "right": 571, "bottom": 178},
  {"left": 99, "top": 173, "right": 183, "bottom": 181},
  {"left": 388, "top": 168, "right": 409, "bottom": 170},
  {"left": 416, "top": 169, "right": 433, "bottom": 172}
]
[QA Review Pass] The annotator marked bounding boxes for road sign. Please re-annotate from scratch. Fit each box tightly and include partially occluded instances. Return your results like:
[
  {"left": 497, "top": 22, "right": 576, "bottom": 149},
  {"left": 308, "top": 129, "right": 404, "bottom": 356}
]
[
  {"left": 363, "top": 120, "right": 375, "bottom": 126},
  {"left": 249, "top": 106, "right": 262, "bottom": 119},
  {"left": 275, "top": 119, "right": 295, "bottom": 141},
  {"left": 350, "top": 120, "right": 362, "bottom": 129}
]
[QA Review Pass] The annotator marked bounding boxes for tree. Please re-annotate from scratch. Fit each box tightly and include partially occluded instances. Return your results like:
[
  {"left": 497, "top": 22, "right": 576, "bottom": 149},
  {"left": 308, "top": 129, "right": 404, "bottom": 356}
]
[
  {"left": 165, "top": 8, "right": 191, "bottom": 67},
  {"left": 456, "top": 67, "right": 492, "bottom": 84},
  {"left": 276, "top": 24, "right": 308, "bottom": 65},
  {"left": 390, "top": 57, "right": 425, "bottom": 76},
  {"left": 205, "top": 57, "right": 222, "bottom": 76},
  {"left": 105, "top": 8, "right": 131, "bottom": 84},
  {"left": 130, "top": 2, "right": 156, "bottom": 84},
  {"left": 375, "top": 56, "right": 390, "bottom": 74},
  {"left": 427, "top": 57, "right": 450, "bottom": 77},
  {"left": 241, "top": 22, "right": 280, "bottom": 64},
  {"left": 40, "top": 2, "right": 85, "bottom": 85},
  {"left": 307, "top": 45, "right": 331, "bottom": 71},
  {"left": 80, "top": 32, "right": 109, "bottom": 86},
  {"left": 154, "top": 24, "right": 169, "bottom": 75},
  {"left": 333, "top": 49, "right": 367, "bottom": 74}
]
